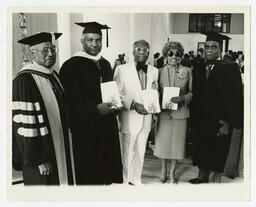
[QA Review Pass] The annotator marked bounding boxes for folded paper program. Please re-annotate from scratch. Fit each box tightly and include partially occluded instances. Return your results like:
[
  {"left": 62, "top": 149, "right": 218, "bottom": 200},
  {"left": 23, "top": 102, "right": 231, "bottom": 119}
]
[
  {"left": 101, "top": 81, "right": 123, "bottom": 109},
  {"left": 142, "top": 89, "right": 160, "bottom": 114},
  {"left": 162, "top": 87, "right": 180, "bottom": 110}
]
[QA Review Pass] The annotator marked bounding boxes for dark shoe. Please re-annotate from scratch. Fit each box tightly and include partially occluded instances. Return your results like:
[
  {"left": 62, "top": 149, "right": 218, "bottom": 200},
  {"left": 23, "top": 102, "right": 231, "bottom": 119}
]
[
  {"left": 160, "top": 176, "right": 168, "bottom": 183},
  {"left": 128, "top": 182, "right": 135, "bottom": 185},
  {"left": 227, "top": 176, "right": 235, "bottom": 179},
  {"left": 160, "top": 169, "right": 168, "bottom": 183},
  {"left": 188, "top": 178, "right": 208, "bottom": 184}
]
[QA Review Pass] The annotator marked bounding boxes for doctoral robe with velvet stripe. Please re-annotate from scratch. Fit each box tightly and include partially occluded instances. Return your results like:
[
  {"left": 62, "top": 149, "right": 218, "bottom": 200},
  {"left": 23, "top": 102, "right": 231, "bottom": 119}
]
[
  {"left": 12, "top": 70, "right": 74, "bottom": 185},
  {"left": 59, "top": 56, "right": 123, "bottom": 185}
]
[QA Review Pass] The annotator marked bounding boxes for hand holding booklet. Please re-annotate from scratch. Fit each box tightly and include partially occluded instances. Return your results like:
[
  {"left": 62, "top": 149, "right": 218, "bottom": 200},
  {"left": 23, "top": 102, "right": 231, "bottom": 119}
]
[
  {"left": 162, "top": 87, "right": 180, "bottom": 110},
  {"left": 141, "top": 89, "right": 161, "bottom": 114},
  {"left": 101, "top": 81, "right": 123, "bottom": 109}
]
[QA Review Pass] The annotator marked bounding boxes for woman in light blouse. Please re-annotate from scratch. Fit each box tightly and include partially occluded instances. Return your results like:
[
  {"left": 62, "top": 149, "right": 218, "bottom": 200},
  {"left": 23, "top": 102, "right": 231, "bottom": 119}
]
[{"left": 154, "top": 41, "right": 193, "bottom": 183}]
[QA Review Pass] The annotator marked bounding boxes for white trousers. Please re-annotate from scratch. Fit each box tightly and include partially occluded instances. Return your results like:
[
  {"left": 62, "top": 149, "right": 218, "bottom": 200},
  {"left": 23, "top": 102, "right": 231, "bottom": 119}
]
[{"left": 120, "top": 126, "right": 150, "bottom": 184}]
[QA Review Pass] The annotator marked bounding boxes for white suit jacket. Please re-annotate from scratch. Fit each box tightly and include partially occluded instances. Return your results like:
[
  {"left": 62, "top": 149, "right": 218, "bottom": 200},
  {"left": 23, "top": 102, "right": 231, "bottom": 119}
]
[{"left": 114, "top": 63, "right": 159, "bottom": 135}]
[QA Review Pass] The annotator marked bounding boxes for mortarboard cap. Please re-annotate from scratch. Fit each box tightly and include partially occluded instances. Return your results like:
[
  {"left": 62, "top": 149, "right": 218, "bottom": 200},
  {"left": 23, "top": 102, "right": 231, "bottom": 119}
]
[
  {"left": 75, "top": 21, "right": 111, "bottom": 47},
  {"left": 18, "top": 32, "right": 62, "bottom": 47},
  {"left": 201, "top": 31, "right": 231, "bottom": 45}
]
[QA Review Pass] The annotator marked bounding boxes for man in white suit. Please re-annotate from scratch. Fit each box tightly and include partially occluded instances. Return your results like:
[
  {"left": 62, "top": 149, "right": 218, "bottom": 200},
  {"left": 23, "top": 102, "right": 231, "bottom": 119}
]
[{"left": 114, "top": 40, "right": 158, "bottom": 185}]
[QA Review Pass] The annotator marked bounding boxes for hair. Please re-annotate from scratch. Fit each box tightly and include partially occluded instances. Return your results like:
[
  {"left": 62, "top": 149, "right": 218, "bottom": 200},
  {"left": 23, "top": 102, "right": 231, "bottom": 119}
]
[
  {"left": 162, "top": 41, "right": 184, "bottom": 57},
  {"left": 223, "top": 54, "right": 233, "bottom": 62},
  {"left": 183, "top": 53, "right": 190, "bottom": 59},
  {"left": 198, "top": 48, "right": 204, "bottom": 54},
  {"left": 237, "top": 51, "right": 243, "bottom": 55},
  {"left": 133, "top": 39, "right": 150, "bottom": 49}
]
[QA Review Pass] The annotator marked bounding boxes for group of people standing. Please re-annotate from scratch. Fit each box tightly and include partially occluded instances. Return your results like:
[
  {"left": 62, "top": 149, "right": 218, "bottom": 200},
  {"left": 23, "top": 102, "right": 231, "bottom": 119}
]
[{"left": 12, "top": 21, "right": 243, "bottom": 186}]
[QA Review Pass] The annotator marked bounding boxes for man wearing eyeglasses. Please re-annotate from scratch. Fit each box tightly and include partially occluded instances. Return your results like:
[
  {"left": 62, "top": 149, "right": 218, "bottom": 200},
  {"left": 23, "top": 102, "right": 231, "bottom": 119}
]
[
  {"left": 114, "top": 39, "right": 159, "bottom": 185},
  {"left": 12, "top": 32, "right": 75, "bottom": 185}
]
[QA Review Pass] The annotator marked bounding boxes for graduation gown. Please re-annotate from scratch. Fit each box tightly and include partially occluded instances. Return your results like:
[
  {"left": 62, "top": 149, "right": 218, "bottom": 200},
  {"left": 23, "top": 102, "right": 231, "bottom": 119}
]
[
  {"left": 191, "top": 59, "right": 243, "bottom": 172},
  {"left": 12, "top": 64, "right": 74, "bottom": 185},
  {"left": 59, "top": 54, "right": 123, "bottom": 185}
]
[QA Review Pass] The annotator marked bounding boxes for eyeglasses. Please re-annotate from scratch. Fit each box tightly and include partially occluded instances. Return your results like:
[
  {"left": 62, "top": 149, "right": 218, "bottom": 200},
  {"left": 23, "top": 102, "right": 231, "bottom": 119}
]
[
  {"left": 32, "top": 47, "right": 58, "bottom": 55},
  {"left": 134, "top": 47, "right": 149, "bottom": 53},
  {"left": 167, "top": 51, "right": 183, "bottom": 58}
]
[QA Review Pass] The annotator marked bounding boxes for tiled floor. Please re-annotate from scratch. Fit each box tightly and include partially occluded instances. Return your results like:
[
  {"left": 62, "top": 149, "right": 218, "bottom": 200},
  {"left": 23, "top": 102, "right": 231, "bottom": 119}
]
[
  {"left": 142, "top": 149, "right": 196, "bottom": 184},
  {"left": 12, "top": 148, "right": 243, "bottom": 185},
  {"left": 141, "top": 148, "right": 243, "bottom": 185}
]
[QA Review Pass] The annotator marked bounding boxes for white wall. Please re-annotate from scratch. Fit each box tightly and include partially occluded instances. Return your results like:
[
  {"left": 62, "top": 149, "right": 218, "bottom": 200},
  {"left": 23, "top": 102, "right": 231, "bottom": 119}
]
[
  {"left": 82, "top": 12, "right": 131, "bottom": 67},
  {"left": 228, "top": 34, "right": 244, "bottom": 52},
  {"left": 13, "top": 12, "right": 244, "bottom": 76},
  {"left": 70, "top": 13, "right": 83, "bottom": 56},
  {"left": 173, "top": 13, "right": 189, "bottom": 34},
  {"left": 150, "top": 13, "right": 170, "bottom": 60},
  {"left": 58, "top": 13, "right": 171, "bottom": 67},
  {"left": 13, "top": 13, "right": 58, "bottom": 76},
  {"left": 57, "top": 13, "right": 132, "bottom": 68},
  {"left": 230, "top": 13, "right": 244, "bottom": 34}
]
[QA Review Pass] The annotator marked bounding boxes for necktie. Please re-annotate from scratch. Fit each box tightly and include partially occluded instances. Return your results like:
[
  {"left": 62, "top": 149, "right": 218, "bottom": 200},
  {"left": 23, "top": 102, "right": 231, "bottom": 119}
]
[
  {"left": 93, "top": 59, "right": 103, "bottom": 83},
  {"left": 206, "top": 64, "right": 212, "bottom": 79}
]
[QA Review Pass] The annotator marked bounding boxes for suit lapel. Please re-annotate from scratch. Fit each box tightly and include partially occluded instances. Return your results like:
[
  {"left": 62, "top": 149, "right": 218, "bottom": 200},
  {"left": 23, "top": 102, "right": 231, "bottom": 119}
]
[
  {"left": 130, "top": 63, "right": 142, "bottom": 90},
  {"left": 146, "top": 66, "right": 153, "bottom": 90}
]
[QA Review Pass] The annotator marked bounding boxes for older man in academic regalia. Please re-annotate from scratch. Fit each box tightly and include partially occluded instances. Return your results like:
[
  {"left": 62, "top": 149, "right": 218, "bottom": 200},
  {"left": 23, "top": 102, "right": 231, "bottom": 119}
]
[
  {"left": 12, "top": 32, "right": 75, "bottom": 185},
  {"left": 189, "top": 32, "right": 243, "bottom": 183},
  {"left": 59, "top": 22, "right": 123, "bottom": 185}
]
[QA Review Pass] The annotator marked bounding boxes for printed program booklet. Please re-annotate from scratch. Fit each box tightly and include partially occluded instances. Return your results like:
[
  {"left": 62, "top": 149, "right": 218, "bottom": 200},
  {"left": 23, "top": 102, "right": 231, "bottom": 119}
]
[
  {"left": 142, "top": 89, "right": 161, "bottom": 114},
  {"left": 162, "top": 87, "right": 180, "bottom": 110},
  {"left": 101, "top": 81, "right": 122, "bottom": 109}
]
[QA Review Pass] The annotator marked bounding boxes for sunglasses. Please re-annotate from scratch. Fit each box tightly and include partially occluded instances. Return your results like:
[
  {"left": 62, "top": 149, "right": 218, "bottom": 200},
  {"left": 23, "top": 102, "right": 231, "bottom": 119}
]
[
  {"left": 167, "top": 51, "right": 183, "bottom": 58},
  {"left": 134, "top": 47, "right": 149, "bottom": 53}
]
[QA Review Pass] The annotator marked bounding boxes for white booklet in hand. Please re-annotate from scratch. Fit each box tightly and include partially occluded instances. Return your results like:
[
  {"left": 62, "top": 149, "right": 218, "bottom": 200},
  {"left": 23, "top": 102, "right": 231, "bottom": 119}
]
[
  {"left": 142, "top": 89, "right": 161, "bottom": 114},
  {"left": 101, "top": 81, "right": 122, "bottom": 109},
  {"left": 162, "top": 87, "right": 180, "bottom": 110}
]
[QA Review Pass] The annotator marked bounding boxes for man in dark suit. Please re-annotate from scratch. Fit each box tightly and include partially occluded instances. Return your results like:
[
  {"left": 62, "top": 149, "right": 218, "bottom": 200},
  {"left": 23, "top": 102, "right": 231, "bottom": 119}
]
[{"left": 189, "top": 32, "right": 243, "bottom": 183}]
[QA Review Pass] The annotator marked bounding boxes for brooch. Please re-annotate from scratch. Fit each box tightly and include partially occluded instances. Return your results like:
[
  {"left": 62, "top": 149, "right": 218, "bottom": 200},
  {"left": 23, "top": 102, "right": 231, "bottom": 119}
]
[{"left": 177, "top": 68, "right": 188, "bottom": 79}]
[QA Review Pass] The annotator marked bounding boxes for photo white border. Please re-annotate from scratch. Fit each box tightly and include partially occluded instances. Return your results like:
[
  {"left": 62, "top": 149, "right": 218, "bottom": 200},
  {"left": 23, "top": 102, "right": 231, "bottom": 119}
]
[{"left": 3, "top": 2, "right": 253, "bottom": 205}]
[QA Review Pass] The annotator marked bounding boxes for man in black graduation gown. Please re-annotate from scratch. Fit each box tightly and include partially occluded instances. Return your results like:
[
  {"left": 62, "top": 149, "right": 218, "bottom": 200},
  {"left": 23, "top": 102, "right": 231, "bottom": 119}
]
[
  {"left": 59, "top": 22, "right": 123, "bottom": 185},
  {"left": 13, "top": 32, "right": 74, "bottom": 185},
  {"left": 189, "top": 32, "right": 243, "bottom": 184}
]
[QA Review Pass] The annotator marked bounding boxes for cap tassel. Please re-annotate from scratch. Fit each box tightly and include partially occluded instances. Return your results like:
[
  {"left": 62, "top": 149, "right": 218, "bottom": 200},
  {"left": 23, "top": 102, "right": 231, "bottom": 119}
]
[
  {"left": 50, "top": 32, "right": 55, "bottom": 45},
  {"left": 106, "top": 27, "right": 109, "bottom": 48}
]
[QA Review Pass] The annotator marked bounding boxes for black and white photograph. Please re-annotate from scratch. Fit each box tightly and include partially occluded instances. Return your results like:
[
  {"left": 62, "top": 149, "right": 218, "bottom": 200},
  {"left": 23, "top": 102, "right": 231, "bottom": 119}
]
[{"left": 6, "top": 5, "right": 251, "bottom": 203}]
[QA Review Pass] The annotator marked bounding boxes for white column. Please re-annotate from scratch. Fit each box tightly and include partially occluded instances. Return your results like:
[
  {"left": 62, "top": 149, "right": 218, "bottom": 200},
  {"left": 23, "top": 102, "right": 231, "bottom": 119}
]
[
  {"left": 128, "top": 13, "right": 135, "bottom": 64},
  {"left": 150, "top": 13, "right": 171, "bottom": 57},
  {"left": 168, "top": 13, "right": 174, "bottom": 35},
  {"left": 56, "top": 12, "right": 71, "bottom": 71}
]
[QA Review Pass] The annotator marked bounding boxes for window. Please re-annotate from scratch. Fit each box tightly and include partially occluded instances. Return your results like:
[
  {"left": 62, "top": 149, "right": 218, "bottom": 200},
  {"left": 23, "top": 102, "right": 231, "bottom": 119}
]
[{"left": 189, "top": 14, "right": 231, "bottom": 33}]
